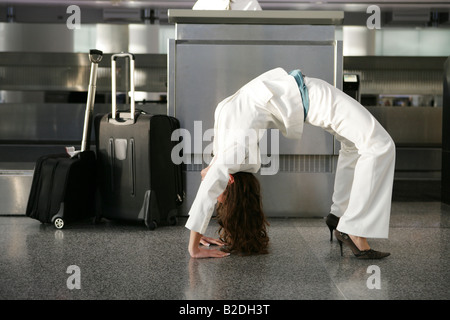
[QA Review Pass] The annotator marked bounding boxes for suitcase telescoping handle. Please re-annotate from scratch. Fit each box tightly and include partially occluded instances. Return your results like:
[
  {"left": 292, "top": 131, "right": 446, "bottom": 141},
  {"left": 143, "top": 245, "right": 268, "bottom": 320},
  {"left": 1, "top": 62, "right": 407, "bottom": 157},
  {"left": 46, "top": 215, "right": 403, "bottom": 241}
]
[
  {"left": 81, "top": 49, "right": 103, "bottom": 152},
  {"left": 111, "top": 52, "right": 136, "bottom": 123}
]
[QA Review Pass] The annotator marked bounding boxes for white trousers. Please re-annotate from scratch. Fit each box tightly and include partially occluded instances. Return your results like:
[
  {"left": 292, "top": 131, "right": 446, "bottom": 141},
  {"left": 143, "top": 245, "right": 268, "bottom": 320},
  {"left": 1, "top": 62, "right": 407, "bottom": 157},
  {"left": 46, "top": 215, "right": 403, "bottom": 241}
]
[{"left": 305, "top": 77, "right": 395, "bottom": 238}]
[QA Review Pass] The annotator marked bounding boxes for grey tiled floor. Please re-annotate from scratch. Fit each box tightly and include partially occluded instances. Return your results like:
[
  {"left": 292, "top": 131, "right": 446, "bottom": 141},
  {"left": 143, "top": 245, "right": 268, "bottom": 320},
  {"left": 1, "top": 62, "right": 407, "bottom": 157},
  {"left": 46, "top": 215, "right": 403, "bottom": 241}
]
[{"left": 1, "top": 201, "right": 449, "bottom": 300}]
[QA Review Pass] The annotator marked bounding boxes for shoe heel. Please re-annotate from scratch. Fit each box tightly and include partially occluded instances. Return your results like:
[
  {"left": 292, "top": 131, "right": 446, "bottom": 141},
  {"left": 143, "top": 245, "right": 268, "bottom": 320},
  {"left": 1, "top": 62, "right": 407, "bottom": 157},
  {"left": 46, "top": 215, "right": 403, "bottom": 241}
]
[
  {"left": 337, "top": 239, "right": 343, "bottom": 256},
  {"left": 325, "top": 214, "right": 339, "bottom": 242},
  {"left": 327, "top": 225, "right": 334, "bottom": 242}
]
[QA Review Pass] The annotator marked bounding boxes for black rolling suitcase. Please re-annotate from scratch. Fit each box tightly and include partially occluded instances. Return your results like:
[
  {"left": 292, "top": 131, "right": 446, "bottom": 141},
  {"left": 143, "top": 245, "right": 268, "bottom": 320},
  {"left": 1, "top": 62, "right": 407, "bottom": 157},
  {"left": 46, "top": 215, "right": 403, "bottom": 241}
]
[
  {"left": 95, "top": 53, "right": 183, "bottom": 230},
  {"left": 25, "top": 49, "right": 103, "bottom": 229}
]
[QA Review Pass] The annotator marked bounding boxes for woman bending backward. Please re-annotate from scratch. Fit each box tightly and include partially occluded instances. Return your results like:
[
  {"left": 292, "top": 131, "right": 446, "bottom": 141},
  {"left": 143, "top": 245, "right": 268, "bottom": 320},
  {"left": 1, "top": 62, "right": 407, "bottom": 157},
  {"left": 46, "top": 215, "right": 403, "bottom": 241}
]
[{"left": 186, "top": 68, "right": 395, "bottom": 260}]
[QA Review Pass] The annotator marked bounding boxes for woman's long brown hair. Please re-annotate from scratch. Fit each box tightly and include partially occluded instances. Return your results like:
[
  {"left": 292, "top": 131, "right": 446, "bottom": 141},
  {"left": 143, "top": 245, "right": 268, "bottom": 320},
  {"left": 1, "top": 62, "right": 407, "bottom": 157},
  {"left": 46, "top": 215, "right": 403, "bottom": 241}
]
[{"left": 216, "top": 172, "right": 270, "bottom": 255}]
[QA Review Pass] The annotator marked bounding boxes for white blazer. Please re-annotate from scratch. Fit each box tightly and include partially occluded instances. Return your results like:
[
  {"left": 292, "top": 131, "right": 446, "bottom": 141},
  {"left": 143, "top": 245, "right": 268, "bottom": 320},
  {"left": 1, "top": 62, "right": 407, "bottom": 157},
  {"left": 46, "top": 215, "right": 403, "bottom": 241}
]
[
  {"left": 193, "top": 0, "right": 262, "bottom": 11},
  {"left": 185, "top": 68, "right": 304, "bottom": 234}
]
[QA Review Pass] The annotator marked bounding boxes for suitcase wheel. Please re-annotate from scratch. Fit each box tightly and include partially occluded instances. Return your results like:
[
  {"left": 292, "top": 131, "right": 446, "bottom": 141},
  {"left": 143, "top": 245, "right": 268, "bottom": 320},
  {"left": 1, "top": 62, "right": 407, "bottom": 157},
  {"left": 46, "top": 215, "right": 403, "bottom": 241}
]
[
  {"left": 147, "top": 220, "right": 157, "bottom": 230},
  {"left": 168, "top": 216, "right": 178, "bottom": 226},
  {"left": 93, "top": 215, "right": 102, "bottom": 224},
  {"left": 54, "top": 218, "right": 65, "bottom": 229}
]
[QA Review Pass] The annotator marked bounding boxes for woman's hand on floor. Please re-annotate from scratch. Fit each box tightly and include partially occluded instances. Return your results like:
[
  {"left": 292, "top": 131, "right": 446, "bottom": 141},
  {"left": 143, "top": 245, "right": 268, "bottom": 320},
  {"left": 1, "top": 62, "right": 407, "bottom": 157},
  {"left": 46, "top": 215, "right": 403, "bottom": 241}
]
[{"left": 200, "top": 236, "right": 226, "bottom": 247}]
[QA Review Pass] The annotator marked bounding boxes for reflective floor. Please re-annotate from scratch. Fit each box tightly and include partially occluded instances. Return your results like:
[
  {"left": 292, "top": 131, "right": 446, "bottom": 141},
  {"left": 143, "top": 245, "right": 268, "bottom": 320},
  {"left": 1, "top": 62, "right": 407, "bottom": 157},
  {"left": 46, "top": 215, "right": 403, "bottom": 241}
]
[{"left": 1, "top": 200, "right": 449, "bottom": 300}]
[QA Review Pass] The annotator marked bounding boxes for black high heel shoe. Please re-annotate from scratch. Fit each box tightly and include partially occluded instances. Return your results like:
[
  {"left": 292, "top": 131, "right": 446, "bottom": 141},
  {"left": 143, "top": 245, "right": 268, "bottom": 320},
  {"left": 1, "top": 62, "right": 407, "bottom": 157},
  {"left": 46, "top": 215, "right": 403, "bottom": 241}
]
[
  {"left": 325, "top": 214, "right": 340, "bottom": 241},
  {"left": 334, "top": 230, "right": 390, "bottom": 260}
]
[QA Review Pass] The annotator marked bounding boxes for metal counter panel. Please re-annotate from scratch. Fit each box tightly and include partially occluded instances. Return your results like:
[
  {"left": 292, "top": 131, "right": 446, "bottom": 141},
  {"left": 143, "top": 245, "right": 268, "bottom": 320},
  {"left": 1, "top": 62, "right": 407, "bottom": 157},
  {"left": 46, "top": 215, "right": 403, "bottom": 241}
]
[
  {"left": 174, "top": 42, "right": 336, "bottom": 155},
  {"left": 366, "top": 106, "right": 442, "bottom": 146},
  {"left": 179, "top": 169, "right": 336, "bottom": 217},
  {"left": 0, "top": 173, "right": 33, "bottom": 215},
  {"left": 0, "top": 103, "right": 168, "bottom": 143},
  {"left": 176, "top": 24, "right": 336, "bottom": 41},
  {"left": 168, "top": 9, "right": 344, "bottom": 25}
]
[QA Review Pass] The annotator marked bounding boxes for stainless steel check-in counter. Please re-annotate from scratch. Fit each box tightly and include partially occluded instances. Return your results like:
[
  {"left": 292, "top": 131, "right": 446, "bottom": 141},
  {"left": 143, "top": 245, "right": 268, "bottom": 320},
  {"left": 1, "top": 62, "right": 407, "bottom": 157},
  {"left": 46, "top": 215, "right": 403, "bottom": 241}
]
[{"left": 168, "top": 10, "right": 344, "bottom": 217}]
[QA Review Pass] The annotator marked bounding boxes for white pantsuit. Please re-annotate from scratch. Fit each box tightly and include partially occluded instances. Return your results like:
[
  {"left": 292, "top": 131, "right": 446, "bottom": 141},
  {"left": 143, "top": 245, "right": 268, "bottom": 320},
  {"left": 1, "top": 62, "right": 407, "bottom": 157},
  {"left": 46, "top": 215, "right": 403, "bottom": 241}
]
[
  {"left": 185, "top": 68, "right": 395, "bottom": 239},
  {"left": 305, "top": 77, "right": 395, "bottom": 238}
]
